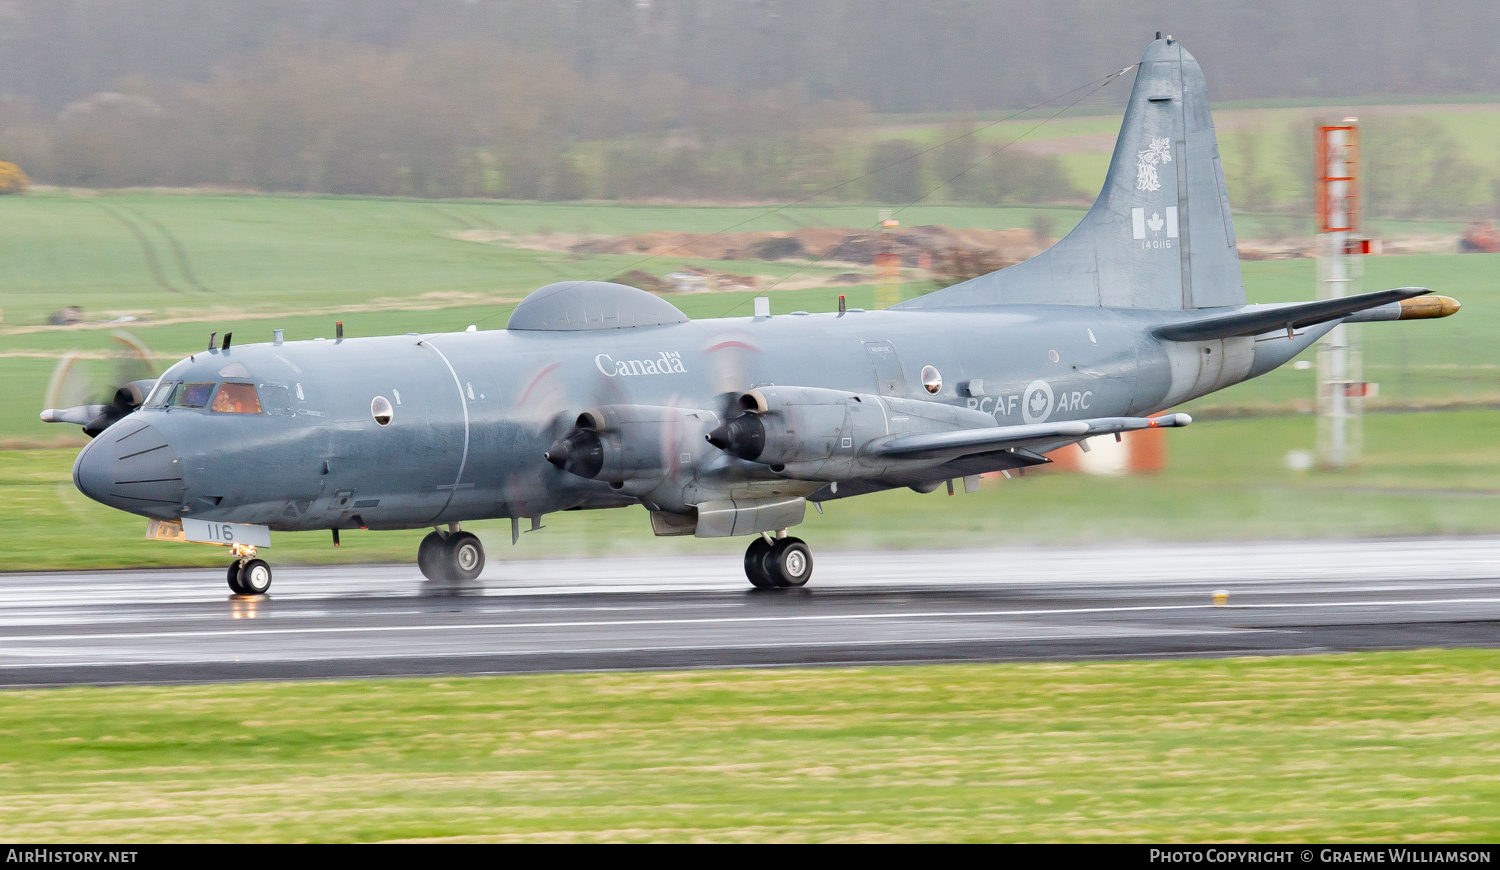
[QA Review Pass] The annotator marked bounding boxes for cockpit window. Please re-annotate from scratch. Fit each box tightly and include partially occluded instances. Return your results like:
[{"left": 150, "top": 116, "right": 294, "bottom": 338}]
[
  {"left": 259, "top": 383, "right": 294, "bottom": 415},
  {"left": 211, "top": 382, "right": 263, "bottom": 414},
  {"left": 172, "top": 382, "right": 217, "bottom": 409},
  {"left": 144, "top": 381, "right": 176, "bottom": 408}
]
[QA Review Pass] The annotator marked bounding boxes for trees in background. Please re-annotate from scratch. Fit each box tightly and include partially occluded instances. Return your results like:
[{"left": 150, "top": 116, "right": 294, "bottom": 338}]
[
  {"left": 0, "top": 1, "right": 1493, "bottom": 212},
  {"left": 864, "top": 140, "right": 924, "bottom": 204},
  {"left": 0, "top": 162, "right": 26, "bottom": 193},
  {"left": 0, "top": 41, "right": 877, "bottom": 201},
  {"left": 4, "top": 1, "right": 1498, "bottom": 116},
  {"left": 0, "top": 38, "right": 1092, "bottom": 205},
  {"left": 1363, "top": 118, "right": 1484, "bottom": 220}
]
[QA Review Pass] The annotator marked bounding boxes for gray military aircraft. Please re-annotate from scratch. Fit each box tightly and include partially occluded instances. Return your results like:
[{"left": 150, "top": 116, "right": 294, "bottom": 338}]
[{"left": 43, "top": 37, "right": 1458, "bottom": 594}]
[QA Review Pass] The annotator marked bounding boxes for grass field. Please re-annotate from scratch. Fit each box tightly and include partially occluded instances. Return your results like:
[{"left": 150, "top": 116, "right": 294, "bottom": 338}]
[
  {"left": 0, "top": 191, "right": 1089, "bottom": 327},
  {"left": 2, "top": 651, "right": 1497, "bottom": 842},
  {"left": 4, "top": 410, "right": 1497, "bottom": 572}
]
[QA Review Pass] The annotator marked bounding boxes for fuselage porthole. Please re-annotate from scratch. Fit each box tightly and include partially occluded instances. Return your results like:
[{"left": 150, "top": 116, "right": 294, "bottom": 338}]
[
  {"left": 371, "top": 395, "right": 394, "bottom": 426},
  {"left": 920, "top": 365, "right": 942, "bottom": 395}
]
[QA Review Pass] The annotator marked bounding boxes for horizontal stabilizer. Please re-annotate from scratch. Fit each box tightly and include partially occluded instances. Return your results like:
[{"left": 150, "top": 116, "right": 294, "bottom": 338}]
[
  {"left": 1153, "top": 288, "right": 1430, "bottom": 342},
  {"left": 874, "top": 413, "right": 1191, "bottom": 462}
]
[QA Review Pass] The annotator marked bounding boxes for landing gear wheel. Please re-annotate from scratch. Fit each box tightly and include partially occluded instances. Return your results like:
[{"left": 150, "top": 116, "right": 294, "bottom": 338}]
[
  {"left": 443, "top": 532, "right": 485, "bottom": 583},
  {"left": 417, "top": 531, "right": 449, "bottom": 581},
  {"left": 744, "top": 537, "right": 775, "bottom": 589},
  {"left": 765, "top": 537, "right": 813, "bottom": 588},
  {"left": 227, "top": 562, "right": 247, "bottom": 595},
  {"left": 238, "top": 559, "right": 273, "bottom": 595}
]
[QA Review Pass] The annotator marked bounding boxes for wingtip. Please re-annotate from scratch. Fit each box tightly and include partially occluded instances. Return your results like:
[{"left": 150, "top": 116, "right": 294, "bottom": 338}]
[{"left": 1148, "top": 413, "right": 1191, "bottom": 428}]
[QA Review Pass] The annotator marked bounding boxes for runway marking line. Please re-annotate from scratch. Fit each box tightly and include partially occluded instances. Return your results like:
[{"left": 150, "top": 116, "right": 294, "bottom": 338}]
[
  {"left": 4, "top": 596, "right": 1500, "bottom": 645},
  {"left": 0, "top": 628, "right": 1287, "bottom": 671},
  {"left": 8, "top": 573, "right": 1500, "bottom": 611}
]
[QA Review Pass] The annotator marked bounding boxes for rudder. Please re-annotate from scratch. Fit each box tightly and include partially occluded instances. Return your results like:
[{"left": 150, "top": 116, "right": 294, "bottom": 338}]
[{"left": 897, "top": 38, "right": 1245, "bottom": 312}]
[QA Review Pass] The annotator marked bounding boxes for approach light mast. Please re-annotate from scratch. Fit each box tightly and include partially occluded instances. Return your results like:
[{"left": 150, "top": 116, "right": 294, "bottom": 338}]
[{"left": 1315, "top": 118, "right": 1368, "bottom": 468}]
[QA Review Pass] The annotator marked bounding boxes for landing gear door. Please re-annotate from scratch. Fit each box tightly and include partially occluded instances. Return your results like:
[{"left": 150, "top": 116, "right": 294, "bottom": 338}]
[{"left": 863, "top": 341, "right": 907, "bottom": 397}]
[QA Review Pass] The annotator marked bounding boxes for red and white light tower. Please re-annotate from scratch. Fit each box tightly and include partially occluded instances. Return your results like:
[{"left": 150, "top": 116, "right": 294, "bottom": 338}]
[{"left": 1315, "top": 119, "right": 1368, "bottom": 469}]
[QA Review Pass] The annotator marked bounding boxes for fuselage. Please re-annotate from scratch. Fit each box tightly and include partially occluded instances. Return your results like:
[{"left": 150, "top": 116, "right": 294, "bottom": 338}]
[{"left": 72, "top": 303, "right": 1325, "bottom": 532}]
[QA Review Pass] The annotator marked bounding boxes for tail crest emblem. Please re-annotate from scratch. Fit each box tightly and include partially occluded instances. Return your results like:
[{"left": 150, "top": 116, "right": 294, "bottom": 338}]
[{"left": 1135, "top": 137, "right": 1173, "bottom": 192}]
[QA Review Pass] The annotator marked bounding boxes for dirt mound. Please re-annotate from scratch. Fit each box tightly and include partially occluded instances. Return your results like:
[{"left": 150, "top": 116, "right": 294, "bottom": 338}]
[
  {"left": 569, "top": 225, "right": 1048, "bottom": 267},
  {"left": 460, "top": 223, "right": 1467, "bottom": 274},
  {"left": 614, "top": 266, "right": 760, "bottom": 294}
]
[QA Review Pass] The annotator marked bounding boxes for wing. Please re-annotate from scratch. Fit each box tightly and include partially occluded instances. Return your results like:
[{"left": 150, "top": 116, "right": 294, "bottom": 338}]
[
  {"left": 1152, "top": 287, "right": 1431, "bottom": 342},
  {"left": 872, "top": 414, "right": 1192, "bottom": 462}
]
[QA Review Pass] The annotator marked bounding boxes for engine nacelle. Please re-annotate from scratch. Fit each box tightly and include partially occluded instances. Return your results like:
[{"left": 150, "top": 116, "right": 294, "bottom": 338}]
[
  {"left": 705, "top": 385, "right": 996, "bottom": 481},
  {"left": 545, "top": 404, "right": 714, "bottom": 483}
]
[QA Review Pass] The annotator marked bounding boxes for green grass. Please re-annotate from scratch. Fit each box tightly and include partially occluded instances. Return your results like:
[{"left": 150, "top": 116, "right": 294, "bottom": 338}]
[
  {"left": 5, "top": 410, "right": 1499, "bottom": 572},
  {"left": 2, "top": 651, "right": 1497, "bottom": 841},
  {"left": 0, "top": 191, "right": 1091, "bottom": 328}
]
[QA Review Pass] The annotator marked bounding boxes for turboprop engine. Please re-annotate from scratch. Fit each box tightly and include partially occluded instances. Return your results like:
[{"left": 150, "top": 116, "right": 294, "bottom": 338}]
[
  {"left": 40, "top": 378, "right": 157, "bottom": 438},
  {"left": 544, "top": 404, "right": 717, "bottom": 484},
  {"left": 705, "top": 386, "right": 998, "bottom": 481}
]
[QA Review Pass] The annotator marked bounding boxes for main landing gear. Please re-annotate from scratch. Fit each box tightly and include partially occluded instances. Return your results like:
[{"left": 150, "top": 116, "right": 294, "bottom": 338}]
[
  {"left": 226, "top": 544, "right": 272, "bottom": 595},
  {"left": 417, "top": 527, "right": 486, "bottom": 583},
  {"left": 744, "top": 532, "right": 813, "bottom": 590}
]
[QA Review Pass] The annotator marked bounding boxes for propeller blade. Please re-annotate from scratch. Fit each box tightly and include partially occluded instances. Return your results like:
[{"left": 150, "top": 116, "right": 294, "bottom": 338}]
[
  {"left": 43, "top": 350, "right": 95, "bottom": 412},
  {"left": 111, "top": 330, "right": 157, "bottom": 386},
  {"left": 40, "top": 405, "right": 107, "bottom": 426},
  {"left": 702, "top": 333, "right": 761, "bottom": 421},
  {"left": 41, "top": 330, "right": 161, "bottom": 438}
]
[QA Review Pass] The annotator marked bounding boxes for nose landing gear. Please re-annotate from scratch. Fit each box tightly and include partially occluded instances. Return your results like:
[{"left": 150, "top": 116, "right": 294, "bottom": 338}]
[
  {"left": 417, "top": 527, "right": 486, "bottom": 583},
  {"left": 744, "top": 532, "right": 813, "bottom": 589},
  {"left": 226, "top": 544, "right": 273, "bottom": 595}
]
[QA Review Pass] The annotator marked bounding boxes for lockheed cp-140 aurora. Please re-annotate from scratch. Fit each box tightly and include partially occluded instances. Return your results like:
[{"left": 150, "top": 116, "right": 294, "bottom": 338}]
[{"left": 43, "top": 37, "right": 1459, "bottom": 594}]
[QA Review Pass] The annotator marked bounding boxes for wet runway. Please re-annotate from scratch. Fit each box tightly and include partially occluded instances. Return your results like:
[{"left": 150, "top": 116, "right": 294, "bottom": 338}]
[{"left": 3, "top": 538, "right": 1499, "bottom": 686}]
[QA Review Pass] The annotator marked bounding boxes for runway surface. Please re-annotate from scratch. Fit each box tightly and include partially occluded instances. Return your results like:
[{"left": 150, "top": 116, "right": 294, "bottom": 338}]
[{"left": 3, "top": 538, "right": 1500, "bottom": 686}]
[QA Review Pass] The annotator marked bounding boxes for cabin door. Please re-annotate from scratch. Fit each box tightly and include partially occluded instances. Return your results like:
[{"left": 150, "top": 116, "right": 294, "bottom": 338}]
[{"left": 863, "top": 341, "right": 908, "bottom": 396}]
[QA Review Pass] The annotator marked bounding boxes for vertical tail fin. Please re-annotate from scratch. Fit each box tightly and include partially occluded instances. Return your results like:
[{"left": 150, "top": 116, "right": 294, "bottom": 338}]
[{"left": 899, "top": 38, "right": 1245, "bottom": 312}]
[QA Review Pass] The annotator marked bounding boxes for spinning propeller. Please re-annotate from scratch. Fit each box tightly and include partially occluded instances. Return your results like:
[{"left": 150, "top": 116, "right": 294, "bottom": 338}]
[
  {"left": 541, "top": 333, "right": 764, "bottom": 483},
  {"left": 702, "top": 332, "right": 763, "bottom": 425},
  {"left": 40, "top": 331, "right": 161, "bottom": 437}
]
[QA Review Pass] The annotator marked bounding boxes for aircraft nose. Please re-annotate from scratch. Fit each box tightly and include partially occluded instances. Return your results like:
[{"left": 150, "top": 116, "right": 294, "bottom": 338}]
[{"left": 73, "top": 421, "right": 186, "bottom": 517}]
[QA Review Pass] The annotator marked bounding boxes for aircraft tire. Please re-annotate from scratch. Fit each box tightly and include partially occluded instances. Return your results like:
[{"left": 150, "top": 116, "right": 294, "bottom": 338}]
[
  {"left": 744, "top": 537, "right": 775, "bottom": 589},
  {"left": 417, "top": 531, "right": 449, "bottom": 582},
  {"left": 239, "top": 559, "right": 273, "bottom": 595},
  {"left": 443, "top": 532, "right": 485, "bottom": 583},
  {"left": 227, "top": 562, "right": 247, "bottom": 595},
  {"left": 766, "top": 538, "right": 813, "bottom": 588}
]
